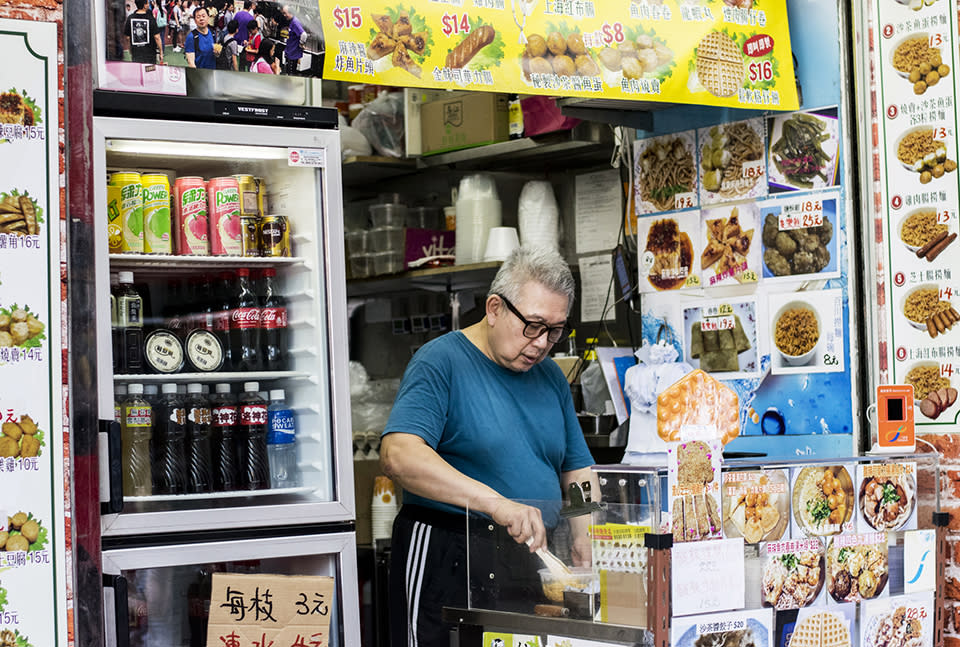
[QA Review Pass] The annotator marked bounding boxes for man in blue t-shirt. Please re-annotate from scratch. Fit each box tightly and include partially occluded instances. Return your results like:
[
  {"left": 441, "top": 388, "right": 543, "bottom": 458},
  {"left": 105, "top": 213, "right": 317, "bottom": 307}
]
[
  {"left": 381, "top": 247, "right": 596, "bottom": 647},
  {"left": 185, "top": 5, "right": 216, "bottom": 69}
]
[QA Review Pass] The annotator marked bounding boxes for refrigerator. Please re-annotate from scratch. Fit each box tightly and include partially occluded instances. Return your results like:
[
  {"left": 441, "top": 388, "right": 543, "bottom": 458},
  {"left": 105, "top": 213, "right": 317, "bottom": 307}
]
[{"left": 86, "top": 90, "right": 359, "bottom": 647}]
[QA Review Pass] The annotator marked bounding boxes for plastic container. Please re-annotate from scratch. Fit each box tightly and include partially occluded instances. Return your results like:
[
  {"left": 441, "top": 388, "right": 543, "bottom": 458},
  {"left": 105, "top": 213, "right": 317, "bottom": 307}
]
[
  {"left": 538, "top": 567, "right": 596, "bottom": 602},
  {"left": 483, "top": 226, "right": 520, "bottom": 262},
  {"left": 407, "top": 206, "right": 441, "bottom": 230},
  {"left": 370, "top": 203, "right": 408, "bottom": 228},
  {"left": 456, "top": 174, "right": 502, "bottom": 266},
  {"left": 349, "top": 253, "right": 373, "bottom": 279},
  {"left": 371, "top": 251, "right": 405, "bottom": 275},
  {"left": 345, "top": 230, "right": 368, "bottom": 255},
  {"left": 369, "top": 226, "right": 405, "bottom": 252},
  {"left": 377, "top": 192, "right": 406, "bottom": 205}
]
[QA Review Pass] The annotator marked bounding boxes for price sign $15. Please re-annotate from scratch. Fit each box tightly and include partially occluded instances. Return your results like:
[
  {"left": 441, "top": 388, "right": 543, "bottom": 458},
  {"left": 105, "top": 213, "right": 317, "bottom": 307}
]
[{"left": 332, "top": 6, "right": 362, "bottom": 30}]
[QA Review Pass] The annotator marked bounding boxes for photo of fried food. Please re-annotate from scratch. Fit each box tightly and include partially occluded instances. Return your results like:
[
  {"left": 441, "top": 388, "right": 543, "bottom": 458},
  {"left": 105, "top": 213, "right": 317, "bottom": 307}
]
[
  {"left": 701, "top": 207, "right": 754, "bottom": 283},
  {"left": 896, "top": 128, "right": 958, "bottom": 183},
  {"left": 864, "top": 606, "right": 925, "bottom": 647},
  {"left": 644, "top": 218, "right": 694, "bottom": 290},
  {"left": 521, "top": 27, "right": 601, "bottom": 81},
  {"left": 595, "top": 31, "right": 674, "bottom": 79},
  {"left": 0, "top": 413, "right": 44, "bottom": 459},
  {"left": 701, "top": 121, "right": 764, "bottom": 198},
  {"left": 724, "top": 471, "right": 788, "bottom": 543},
  {"left": 892, "top": 35, "right": 949, "bottom": 95},
  {"left": 0, "top": 304, "right": 45, "bottom": 348},
  {"left": 636, "top": 134, "right": 696, "bottom": 212},
  {"left": 761, "top": 213, "right": 833, "bottom": 276},
  {"left": 826, "top": 540, "right": 888, "bottom": 603},
  {"left": 695, "top": 31, "right": 744, "bottom": 97},
  {"left": 762, "top": 547, "right": 824, "bottom": 609},
  {"left": 446, "top": 24, "right": 495, "bottom": 69},
  {"left": 0, "top": 511, "right": 46, "bottom": 552},
  {"left": 365, "top": 7, "right": 431, "bottom": 77},
  {"left": 0, "top": 191, "right": 41, "bottom": 236},
  {"left": 0, "top": 90, "right": 37, "bottom": 126}
]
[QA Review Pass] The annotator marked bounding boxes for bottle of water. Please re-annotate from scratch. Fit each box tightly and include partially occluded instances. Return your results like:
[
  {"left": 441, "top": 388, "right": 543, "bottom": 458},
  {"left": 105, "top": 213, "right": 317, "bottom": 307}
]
[{"left": 267, "top": 389, "right": 299, "bottom": 488}]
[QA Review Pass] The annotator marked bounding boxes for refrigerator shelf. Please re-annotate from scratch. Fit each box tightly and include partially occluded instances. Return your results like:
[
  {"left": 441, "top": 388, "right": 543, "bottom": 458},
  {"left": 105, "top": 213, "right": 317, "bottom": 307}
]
[
  {"left": 113, "top": 371, "right": 312, "bottom": 383},
  {"left": 123, "top": 485, "right": 317, "bottom": 503},
  {"left": 108, "top": 254, "right": 306, "bottom": 272}
]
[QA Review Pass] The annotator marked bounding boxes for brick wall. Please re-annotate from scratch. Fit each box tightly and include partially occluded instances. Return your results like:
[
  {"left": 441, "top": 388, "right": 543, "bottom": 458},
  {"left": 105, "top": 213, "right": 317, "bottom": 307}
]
[{"left": 920, "top": 434, "right": 960, "bottom": 647}]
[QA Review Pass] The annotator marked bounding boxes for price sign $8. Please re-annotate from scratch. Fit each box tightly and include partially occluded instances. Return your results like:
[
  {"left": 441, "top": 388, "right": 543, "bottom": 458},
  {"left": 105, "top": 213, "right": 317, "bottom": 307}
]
[{"left": 332, "top": 6, "right": 362, "bottom": 30}]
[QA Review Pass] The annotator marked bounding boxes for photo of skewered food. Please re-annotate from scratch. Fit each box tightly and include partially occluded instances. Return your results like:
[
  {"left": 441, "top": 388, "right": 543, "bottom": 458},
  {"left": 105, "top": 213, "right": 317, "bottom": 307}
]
[
  {"left": 0, "top": 190, "right": 41, "bottom": 236},
  {"left": 366, "top": 7, "right": 432, "bottom": 77}
]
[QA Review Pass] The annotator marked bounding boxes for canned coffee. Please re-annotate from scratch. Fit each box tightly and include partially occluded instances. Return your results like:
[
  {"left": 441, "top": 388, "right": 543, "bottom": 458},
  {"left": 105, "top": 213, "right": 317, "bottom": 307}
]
[{"left": 260, "top": 215, "right": 291, "bottom": 257}]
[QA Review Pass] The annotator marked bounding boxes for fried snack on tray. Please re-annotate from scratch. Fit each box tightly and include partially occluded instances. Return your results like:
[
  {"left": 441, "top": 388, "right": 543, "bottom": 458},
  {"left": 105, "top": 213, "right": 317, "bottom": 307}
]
[{"left": 657, "top": 369, "right": 739, "bottom": 444}]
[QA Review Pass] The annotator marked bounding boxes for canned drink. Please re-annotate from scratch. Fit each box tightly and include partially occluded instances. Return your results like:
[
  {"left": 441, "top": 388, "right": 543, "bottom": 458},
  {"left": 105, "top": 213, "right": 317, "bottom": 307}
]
[
  {"left": 111, "top": 172, "right": 144, "bottom": 254},
  {"left": 241, "top": 215, "right": 261, "bottom": 257},
  {"left": 107, "top": 184, "right": 123, "bottom": 253},
  {"left": 173, "top": 176, "right": 209, "bottom": 256},
  {"left": 254, "top": 177, "right": 266, "bottom": 217},
  {"left": 141, "top": 173, "right": 172, "bottom": 254},
  {"left": 233, "top": 174, "right": 258, "bottom": 217},
  {"left": 260, "top": 215, "right": 291, "bottom": 257},
  {"left": 207, "top": 176, "right": 242, "bottom": 256}
]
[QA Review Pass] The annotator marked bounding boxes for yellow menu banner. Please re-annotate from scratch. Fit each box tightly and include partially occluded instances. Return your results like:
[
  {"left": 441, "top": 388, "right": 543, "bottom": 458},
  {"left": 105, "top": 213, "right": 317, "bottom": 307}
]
[{"left": 320, "top": 0, "right": 799, "bottom": 109}]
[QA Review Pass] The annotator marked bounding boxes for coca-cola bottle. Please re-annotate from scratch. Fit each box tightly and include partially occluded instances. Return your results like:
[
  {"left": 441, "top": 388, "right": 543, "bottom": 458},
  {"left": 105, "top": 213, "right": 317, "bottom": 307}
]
[
  {"left": 210, "top": 383, "right": 239, "bottom": 492},
  {"left": 154, "top": 383, "right": 188, "bottom": 495},
  {"left": 185, "top": 383, "right": 213, "bottom": 494},
  {"left": 260, "top": 268, "right": 288, "bottom": 371},
  {"left": 230, "top": 269, "right": 261, "bottom": 372},
  {"left": 213, "top": 272, "right": 234, "bottom": 371},
  {"left": 239, "top": 381, "right": 270, "bottom": 490}
]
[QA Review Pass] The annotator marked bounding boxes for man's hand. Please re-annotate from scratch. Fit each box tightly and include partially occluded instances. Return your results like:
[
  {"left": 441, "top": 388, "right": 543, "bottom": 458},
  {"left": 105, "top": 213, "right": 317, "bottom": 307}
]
[{"left": 490, "top": 499, "right": 546, "bottom": 552}]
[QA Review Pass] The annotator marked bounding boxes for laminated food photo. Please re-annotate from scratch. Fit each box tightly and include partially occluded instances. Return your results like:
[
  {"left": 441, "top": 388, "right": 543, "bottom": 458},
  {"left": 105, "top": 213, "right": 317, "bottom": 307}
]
[
  {"left": 700, "top": 202, "right": 760, "bottom": 286},
  {"left": 698, "top": 118, "right": 767, "bottom": 204},
  {"left": 0, "top": 511, "right": 47, "bottom": 553},
  {"left": 826, "top": 536, "right": 889, "bottom": 603},
  {"left": 767, "top": 108, "right": 840, "bottom": 192},
  {"left": 722, "top": 469, "right": 789, "bottom": 543},
  {"left": 760, "top": 540, "right": 826, "bottom": 609},
  {"left": 856, "top": 463, "right": 917, "bottom": 532},
  {"left": 683, "top": 299, "right": 759, "bottom": 378},
  {"left": 789, "top": 609, "right": 854, "bottom": 647},
  {"left": 668, "top": 440, "right": 722, "bottom": 543},
  {"left": 0, "top": 190, "right": 43, "bottom": 236},
  {"left": 637, "top": 211, "right": 699, "bottom": 292},
  {"left": 671, "top": 610, "right": 773, "bottom": 647},
  {"left": 0, "top": 412, "right": 44, "bottom": 459},
  {"left": 791, "top": 465, "right": 854, "bottom": 537},
  {"left": 860, "top": 595, "right": 933, "bottom": 647},
  {"left": 768, "top": 288, "right": 844, "bottom": 374},
  {"left": 634, "top": 130, "right": 698, "bottom": 215},
  {"left": 366, "top": 6, "right": 433, "bottom": 77},
  {"left": 760, "top": 196, "right": 838, "bottom": 280}
]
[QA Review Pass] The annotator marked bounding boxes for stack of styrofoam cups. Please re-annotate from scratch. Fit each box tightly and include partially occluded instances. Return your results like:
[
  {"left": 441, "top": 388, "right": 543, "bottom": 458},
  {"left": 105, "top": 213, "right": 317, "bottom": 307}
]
[
  {"left": 371, "top": 475, "right": 399, "bottom": 540},
  {"left": 517, "top": 180, "right": 560, "bottom": 251},
  {"left": 455, "top": 174, "right": 502, "bottom": 265}
]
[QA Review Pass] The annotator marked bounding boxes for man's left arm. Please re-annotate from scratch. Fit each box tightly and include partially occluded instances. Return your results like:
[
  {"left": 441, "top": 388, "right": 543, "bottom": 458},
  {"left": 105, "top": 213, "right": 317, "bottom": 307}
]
[{"left": 561, "top": 466, "right": 600, "bottom": 567}]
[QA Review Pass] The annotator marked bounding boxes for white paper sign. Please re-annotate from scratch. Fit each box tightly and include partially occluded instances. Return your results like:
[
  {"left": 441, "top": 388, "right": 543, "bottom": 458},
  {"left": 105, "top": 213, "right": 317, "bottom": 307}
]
[
  {"left": 287, "top": 147, "right": 326, "bottom": 168},
  {"left": 578, "top": 254, "right": 615, "bottom": 323},
  {"left": 671, "top": 537, "right": 745, "bottom": 616},
  {"left": 903, "top": 530, "right": 936, "bottom": 594},
  {"left": 575, "top": 170, "right": 622, "bottom": 254}
]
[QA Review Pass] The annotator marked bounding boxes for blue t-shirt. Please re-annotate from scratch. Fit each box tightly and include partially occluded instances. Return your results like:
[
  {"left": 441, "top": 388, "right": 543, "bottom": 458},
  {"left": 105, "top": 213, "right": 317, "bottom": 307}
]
[
  {"left": 186, "top": 28, "right": 216, "bottom": 69},
  {"left": 384, "top": 332, "right": 594, "bottom": 518}
]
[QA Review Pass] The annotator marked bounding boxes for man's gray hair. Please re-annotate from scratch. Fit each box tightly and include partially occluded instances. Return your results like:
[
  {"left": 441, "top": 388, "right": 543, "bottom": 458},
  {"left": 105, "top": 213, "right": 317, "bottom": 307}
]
[{"left": 488, "top": 246, "right": 575, "bottom": 311}]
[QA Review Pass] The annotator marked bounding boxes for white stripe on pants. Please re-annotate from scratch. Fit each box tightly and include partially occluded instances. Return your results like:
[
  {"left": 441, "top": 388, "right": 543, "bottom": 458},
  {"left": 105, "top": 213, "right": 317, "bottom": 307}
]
[{"left": 405, "top": 520, "right": 432, "bottom": 647}]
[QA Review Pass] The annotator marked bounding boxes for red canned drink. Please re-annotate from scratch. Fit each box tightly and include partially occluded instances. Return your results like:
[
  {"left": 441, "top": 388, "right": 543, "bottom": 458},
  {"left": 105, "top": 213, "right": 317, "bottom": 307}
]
[
  {"left": 241, "top": 215, "right": 261, "bottom": 257},
  {"left": 173, "top": 176, "right": 209, "bottom": 256},
  {"left": 207, "top": 176, "right": 242, "bottom": 256},
  {"left": 260, "top": 215, "right": 291, "bottom": 257}
]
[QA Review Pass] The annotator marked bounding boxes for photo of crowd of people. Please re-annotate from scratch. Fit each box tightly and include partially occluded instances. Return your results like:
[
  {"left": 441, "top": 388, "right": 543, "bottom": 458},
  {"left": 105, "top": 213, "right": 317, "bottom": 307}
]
[{"left": 106, "top": 0, "right": 326, "bottom": 77}]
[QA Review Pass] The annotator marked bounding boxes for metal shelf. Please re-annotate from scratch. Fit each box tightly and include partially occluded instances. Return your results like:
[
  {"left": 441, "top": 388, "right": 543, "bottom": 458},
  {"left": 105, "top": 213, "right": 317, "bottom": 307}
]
[
  {"left": 124, "top": 485, "right": 317, "bottom": 503},
  {"left": 346, "top": 261, "right": 501, "bottom": 298},
  {"left": 342, "top": 155, "right": 418, "bottom": 188},
  {"left": 109, "top": 254, "right": 305, "bottom": 273},
  {"left": 113, "top": 371, "right": 312, "bottom": 383},
  {"left": 442, "top": 607, "right": 653, "bottom": 646}
]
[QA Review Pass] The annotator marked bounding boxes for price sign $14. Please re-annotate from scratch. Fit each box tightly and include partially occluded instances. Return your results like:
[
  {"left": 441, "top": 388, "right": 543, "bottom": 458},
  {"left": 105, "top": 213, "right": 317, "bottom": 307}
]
[
  {"left": 441, "top": 13, "right": 470, "bottom": 37},
  {"left": 332, "top": 5, "right": 362, "bottom": 30}
]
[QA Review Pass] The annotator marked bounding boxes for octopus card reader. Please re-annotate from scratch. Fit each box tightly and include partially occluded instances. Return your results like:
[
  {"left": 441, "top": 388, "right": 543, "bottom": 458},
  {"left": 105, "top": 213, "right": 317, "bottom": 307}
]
[{"left": 875, "top": 385, "right": 915, "bottom": 453}]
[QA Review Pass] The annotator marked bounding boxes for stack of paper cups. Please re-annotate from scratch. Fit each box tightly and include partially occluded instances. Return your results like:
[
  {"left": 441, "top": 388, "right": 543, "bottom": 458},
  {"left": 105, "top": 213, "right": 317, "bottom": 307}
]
[
  {"left": 455, "top": 174, "right": 502, "bottom": 265},
  {"left": 371, "top": 475, "right": 399, "bottom": 540},
  {"left": 517, "top": 180, "right": 559, "bottom": 251}
]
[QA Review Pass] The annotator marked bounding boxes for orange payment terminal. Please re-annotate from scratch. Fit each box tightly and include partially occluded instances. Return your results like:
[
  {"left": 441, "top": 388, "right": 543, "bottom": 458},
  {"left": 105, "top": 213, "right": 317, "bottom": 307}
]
[{"left": 876, "top": 385, "right": 915, "bottom": 452}]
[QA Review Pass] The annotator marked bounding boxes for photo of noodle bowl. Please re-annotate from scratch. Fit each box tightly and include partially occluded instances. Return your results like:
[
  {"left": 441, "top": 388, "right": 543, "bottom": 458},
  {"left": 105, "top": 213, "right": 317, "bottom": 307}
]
[
  {"left": 634, "top": 131, "right": 697, "bottom": 214},
  {"left": 639, "top": 216, "right": 696, "bottom": 291},
  {"left": 699, "top": 118, "right": 767, "bottom": 204},
  {"left": 898, "top": 208, "right": 948, "bottom": 252},
  {"left": 888, "top": 32, "right": 950, "bottom": 96},
  {"left": 898, "top": 283, "right": 950, "bottom": 331},
  {"left": 858, "top": 469, "right": 915, "bottom": 531},
  {"left": 895, "top": 126, "right": 957, "bottom": 184}
]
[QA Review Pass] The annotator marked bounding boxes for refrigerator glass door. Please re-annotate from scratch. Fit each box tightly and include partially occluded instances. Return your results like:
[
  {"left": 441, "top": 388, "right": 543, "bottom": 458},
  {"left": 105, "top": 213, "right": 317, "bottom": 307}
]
[
  {"left": 101, "top": 532, "right": 359, "bottom": 647},
  {"left": 92, "top": 116, "right": 353, "bottom": 535}
]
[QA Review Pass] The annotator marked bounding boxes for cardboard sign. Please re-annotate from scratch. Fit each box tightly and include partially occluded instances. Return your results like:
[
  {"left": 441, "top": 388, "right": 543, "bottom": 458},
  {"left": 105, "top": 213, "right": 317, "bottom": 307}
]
[{"left": 207, "top": 573, "right": 335, "bottom": 647}]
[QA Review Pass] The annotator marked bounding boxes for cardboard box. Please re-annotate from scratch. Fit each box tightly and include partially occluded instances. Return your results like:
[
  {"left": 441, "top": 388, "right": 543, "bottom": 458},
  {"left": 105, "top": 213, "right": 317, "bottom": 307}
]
[
  {"left": 354, "top": 459, "right": 384, "bottom": 546},
  {"left": 404, "top": 88, "right": 449, "bottom": 156},
  {"left": 421, "top": 93, "right": 509, "bottom": 156}
]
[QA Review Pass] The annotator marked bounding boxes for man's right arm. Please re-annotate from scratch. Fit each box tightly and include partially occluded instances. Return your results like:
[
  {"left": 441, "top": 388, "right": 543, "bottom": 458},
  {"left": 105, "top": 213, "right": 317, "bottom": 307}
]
[{"left": 380, "top": 432, "right": 548, "bottom": 550}]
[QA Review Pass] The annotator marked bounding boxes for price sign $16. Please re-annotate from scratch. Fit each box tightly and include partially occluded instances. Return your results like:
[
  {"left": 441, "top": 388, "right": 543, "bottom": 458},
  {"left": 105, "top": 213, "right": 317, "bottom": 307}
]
[
  {"left": 442, "top": 13, "right": 470, "bottom": 37},
  {"left": 332, "top": 6, "right": 362, "bottom": 30}
]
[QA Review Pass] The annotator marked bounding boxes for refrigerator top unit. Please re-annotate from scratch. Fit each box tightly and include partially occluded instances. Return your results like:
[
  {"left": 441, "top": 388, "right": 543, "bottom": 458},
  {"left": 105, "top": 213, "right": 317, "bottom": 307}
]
[{"left": 93, "top": 89, "right": 340, "bottom": 129}]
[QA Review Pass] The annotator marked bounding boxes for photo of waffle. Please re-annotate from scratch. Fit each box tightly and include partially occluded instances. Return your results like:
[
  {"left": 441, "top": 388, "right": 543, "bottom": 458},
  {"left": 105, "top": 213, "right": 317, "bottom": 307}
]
[
  {"left": 366, "top": 7, "right": 432, "bottom": 77},
  {"left": 789, "top": 611, "right": 852, "bottom": 647},
  {"left": 0, "top": 190, "right": 42, "bottom": 236},
  {"left": 699, "top": 120, "right": 766, "bottom": 201},
  {"left": 520, "top": 25, "right": 601, "bottom": 81},
  {"left": 445, "top": 21, "right": 502, "bottom": 70},
  {"left": 695, "top": 31, "right": 745, "bottom": 98},
  {"left": 0, "top": 89, "right": 40, "bottom": 127},
  {"left": 0, "top": 412, "right": 44, "bottom": 459}
]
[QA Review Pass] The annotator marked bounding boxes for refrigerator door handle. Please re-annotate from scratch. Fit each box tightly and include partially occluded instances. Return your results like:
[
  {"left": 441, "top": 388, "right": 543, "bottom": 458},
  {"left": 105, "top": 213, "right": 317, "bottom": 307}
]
[
  {"left": 102, "top": 574, "right": 129, "bottom": 647},
  {"left": 99, "top": 419, "right": 124, "bottom": 514}
]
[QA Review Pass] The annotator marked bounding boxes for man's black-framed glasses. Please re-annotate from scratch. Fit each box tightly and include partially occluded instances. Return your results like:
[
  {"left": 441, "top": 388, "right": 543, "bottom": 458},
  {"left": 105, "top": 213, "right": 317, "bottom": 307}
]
[{"left": 496, "top": 294, "right": 569, "bottom": 344}]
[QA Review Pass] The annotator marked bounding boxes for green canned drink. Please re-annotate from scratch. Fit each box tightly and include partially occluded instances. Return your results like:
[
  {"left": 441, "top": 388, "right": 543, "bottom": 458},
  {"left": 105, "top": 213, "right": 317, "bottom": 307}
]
[
  {"left": 111, "top": 172, "right": 143, "bottom": 254},
  {"left": 141, "top": 173, "right": 172, "bottom": 255}
]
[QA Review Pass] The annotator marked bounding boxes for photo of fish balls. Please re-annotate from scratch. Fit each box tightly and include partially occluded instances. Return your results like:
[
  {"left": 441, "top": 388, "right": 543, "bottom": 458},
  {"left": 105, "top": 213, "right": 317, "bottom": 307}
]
[
  {"left": 552, "top": 54, "right": 575, "bottom": 76},
  {"left": 0, "top": 511, "right": 45, "bottom": 552},
  {"left": 547, "top": 31, "right": 566, "bottom": 55},
  {"left": 622, "top": 57, "right": 643, "bottom": 79},
  {"left": 529, "top": 56, "right": 553, "bottom": 75},
  {"left": 20, "top": 520, "right": 38, "bottom": 544},
  {"left": 576, "top": 54, "right": 599, "bottom": 76},
  {"left": 566, "top": 32, "right": 586, "bottom": 55},
  {"left": 4, "top": 535, "right": 27, "bottom": 553},
  {"left": 0, "top": 412, "right": 43, "bottom": 458},
  {"left": 598, "top": 47, "right": 621, "bottom": 71},
  {"left": 526, "top": 34, "right": 547, "bottom": 58}
]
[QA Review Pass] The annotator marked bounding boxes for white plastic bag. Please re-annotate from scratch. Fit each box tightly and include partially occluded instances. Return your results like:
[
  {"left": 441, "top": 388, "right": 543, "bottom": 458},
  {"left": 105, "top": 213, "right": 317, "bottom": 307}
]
[{"left": 351, "top": 92, "right": 405, "bottom": 158}]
